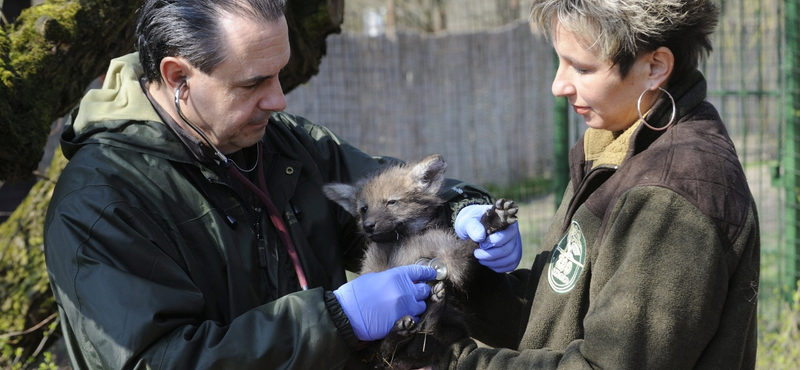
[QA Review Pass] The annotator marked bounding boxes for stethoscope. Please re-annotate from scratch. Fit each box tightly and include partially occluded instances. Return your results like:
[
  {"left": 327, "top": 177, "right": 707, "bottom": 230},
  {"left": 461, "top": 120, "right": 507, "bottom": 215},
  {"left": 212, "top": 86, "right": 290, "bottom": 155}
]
[{"left": 174, "top": 81, "right": 309, "bottom": 290}]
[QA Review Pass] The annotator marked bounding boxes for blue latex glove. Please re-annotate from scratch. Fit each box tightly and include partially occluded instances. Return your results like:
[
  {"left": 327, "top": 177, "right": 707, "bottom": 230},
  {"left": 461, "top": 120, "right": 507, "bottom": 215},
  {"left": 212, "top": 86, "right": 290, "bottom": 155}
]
[
  {"left": 455, "top": 204, "right": 523, "bottom": 273},
  {"left": 334, "top": 265, "right": 437, "bottom": 341}
]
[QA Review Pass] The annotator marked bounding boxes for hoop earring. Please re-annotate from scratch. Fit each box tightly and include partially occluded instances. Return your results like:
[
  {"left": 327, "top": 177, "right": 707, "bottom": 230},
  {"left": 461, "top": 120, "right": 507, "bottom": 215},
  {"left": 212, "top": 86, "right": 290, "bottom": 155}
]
[{"left": 637, "top": 86, "right": 676, "bottom": 132}]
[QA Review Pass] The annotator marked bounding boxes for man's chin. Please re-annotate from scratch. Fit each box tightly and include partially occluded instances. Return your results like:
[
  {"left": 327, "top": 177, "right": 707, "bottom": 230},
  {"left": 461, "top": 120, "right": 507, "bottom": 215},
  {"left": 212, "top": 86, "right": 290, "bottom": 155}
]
[{"left": 223, "top": 129, "right": 267, "bottom": 153}]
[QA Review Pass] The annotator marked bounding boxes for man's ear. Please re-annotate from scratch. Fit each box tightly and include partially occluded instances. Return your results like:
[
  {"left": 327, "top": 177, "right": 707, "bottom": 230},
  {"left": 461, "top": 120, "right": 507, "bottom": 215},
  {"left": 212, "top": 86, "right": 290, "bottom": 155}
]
[
  {"left": 160, "top": 56, "right": 192, "bottom": 94},
  {"left": 647, "top": 46, "right": 675, "bottom": 88}
]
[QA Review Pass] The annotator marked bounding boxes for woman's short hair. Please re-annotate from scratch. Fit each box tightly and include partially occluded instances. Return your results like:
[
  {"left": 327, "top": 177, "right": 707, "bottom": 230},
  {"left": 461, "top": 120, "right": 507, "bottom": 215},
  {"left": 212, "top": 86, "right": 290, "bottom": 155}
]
[
  {"left": 135, "top": 0, "right": 286, "bottom": 83},
  {"left": 530, "top": 0, "right": 719, "bottom": 83}
]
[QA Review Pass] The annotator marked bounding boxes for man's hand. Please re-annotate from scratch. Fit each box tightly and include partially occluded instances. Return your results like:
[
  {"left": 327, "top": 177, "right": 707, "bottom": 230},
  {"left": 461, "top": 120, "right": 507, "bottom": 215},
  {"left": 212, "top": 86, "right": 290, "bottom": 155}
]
[
  {"left": 455, "top": 204, "right": 523, "bottom": 273},
  {"left": 334, "top": 265, "right": 437, "bottom": 341}
]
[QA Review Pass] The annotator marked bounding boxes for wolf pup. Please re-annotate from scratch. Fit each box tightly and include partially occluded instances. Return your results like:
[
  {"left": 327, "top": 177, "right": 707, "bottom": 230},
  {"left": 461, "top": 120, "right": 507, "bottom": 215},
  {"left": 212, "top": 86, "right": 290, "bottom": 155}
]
[{"left": 323, "top": 154, "right": 517, "bottom": 370}]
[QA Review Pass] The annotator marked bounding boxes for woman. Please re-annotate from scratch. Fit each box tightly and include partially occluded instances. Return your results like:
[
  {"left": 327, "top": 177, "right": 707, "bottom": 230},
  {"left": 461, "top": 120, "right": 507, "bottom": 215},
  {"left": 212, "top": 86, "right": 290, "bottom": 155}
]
[{"left": 436, "top": 1, "right": 761, "bottom": 369}]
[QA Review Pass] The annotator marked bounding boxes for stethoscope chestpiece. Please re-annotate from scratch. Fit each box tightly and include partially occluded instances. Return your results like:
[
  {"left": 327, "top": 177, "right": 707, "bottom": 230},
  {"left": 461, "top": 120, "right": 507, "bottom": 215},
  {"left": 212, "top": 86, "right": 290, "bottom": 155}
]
[{"left": 415, "top": 257, "right": 448, "bottom": 281}]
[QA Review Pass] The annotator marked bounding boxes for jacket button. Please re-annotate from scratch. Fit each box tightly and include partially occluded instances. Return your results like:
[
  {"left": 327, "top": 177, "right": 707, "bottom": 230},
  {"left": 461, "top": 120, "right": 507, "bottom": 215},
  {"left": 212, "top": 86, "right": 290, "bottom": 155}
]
[{"left": 285, "top": 167, "right": 295, "bottom": 175}]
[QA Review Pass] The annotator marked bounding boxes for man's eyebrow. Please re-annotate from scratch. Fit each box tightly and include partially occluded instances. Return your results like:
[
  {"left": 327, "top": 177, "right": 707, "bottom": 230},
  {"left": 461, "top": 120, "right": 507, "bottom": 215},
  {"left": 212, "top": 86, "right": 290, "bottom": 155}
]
[{"left": 236, "top": 75, "right": 272, "bottom": 86}]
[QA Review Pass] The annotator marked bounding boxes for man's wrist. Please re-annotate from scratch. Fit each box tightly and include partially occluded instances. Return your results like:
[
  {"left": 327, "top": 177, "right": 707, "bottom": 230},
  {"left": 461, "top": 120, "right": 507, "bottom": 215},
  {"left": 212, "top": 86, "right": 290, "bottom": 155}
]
[{"left": 323, "top": 290, "right": 361, "bottom": 350}]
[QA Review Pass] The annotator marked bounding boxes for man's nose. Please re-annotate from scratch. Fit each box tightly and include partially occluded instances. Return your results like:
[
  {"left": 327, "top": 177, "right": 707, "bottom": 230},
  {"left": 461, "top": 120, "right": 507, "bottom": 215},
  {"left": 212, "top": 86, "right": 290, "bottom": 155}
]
[{"left": 259, "top": 82, "right": 287, "bottom": 112}]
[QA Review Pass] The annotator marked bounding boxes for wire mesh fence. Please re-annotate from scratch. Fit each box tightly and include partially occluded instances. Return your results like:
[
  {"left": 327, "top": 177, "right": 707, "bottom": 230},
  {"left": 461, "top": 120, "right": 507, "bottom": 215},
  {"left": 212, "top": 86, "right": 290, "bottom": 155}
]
[
  {"left": 286, "top": 0, "right": 798, "bottom": 349},
  {"left": 287, "top": 1, "right": 559, "bottom": 269},
  {"left": 700, "top": 0, "right": 797, "bottom": 324},
  {"left": 287, "top": 21, "right": 553, "bottom": 187}
]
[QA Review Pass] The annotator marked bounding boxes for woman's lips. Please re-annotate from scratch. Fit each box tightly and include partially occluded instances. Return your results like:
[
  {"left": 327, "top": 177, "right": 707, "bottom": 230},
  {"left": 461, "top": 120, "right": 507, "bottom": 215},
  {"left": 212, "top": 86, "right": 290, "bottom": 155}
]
[{"left": 572, "top": 105, "right": 591, "bottom": 115}]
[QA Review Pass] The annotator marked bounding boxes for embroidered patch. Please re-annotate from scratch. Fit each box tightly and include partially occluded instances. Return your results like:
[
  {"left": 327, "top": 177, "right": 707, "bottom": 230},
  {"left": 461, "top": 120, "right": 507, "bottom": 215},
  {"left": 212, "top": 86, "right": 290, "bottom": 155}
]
[{"left": 548, "top": 220, "right": 586, "bottom": 294}]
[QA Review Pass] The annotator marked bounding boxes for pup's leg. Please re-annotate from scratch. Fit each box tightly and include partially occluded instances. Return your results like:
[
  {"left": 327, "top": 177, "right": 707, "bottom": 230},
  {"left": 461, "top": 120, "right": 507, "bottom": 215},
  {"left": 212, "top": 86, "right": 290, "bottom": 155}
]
[{"left": 378, "top": 315, "right": 418, "bottom": 366}]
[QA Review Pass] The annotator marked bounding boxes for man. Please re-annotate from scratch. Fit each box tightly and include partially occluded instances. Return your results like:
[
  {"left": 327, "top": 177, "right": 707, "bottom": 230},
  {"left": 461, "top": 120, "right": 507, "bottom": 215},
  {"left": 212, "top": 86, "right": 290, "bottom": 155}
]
[{"left": 43, "top": 0, "right": 521, "bottom": 368}]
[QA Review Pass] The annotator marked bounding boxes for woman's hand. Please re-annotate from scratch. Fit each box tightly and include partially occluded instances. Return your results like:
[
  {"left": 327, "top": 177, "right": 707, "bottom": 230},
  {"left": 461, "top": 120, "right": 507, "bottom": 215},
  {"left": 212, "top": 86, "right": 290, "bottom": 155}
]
[{"left": 455, "top": 204, "right": 523, "bottom": 272}]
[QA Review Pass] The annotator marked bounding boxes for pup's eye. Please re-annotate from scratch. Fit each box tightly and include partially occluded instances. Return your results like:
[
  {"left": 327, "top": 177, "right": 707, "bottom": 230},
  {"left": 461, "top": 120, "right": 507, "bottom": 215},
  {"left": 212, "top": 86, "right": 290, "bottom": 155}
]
[
  {"left": 387, "top": 200, "right": 397, "bottom": 206},
  {"left": 359, "top": 205, "right": 368, "bottom": 213}
]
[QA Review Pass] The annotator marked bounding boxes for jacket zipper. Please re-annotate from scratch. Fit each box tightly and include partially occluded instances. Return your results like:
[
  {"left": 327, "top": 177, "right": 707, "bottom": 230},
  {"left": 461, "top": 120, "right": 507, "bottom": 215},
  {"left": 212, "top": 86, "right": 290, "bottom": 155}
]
[
  {"left": 209, "top": 178, "right": 263, "bottom": 237},
  {"left": 210, "top": 177, "right": 271, "bottom": 276},
  {"left": 564, "top": 164, "right": 619, "bottom": 225}
]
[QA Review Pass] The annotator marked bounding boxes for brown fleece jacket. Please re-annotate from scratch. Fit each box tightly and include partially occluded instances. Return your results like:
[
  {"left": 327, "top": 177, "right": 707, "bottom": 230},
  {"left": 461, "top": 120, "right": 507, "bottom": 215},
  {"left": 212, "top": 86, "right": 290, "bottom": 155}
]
[{"left": 439, "top": 70, "right": 760, "bottom": 370}]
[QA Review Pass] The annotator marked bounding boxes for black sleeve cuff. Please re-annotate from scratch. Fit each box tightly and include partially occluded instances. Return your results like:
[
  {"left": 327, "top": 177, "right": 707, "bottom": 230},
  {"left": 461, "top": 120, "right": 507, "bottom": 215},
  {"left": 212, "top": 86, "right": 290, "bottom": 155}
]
[{"left": 323, "top": 291, "right": 361, "bottom": 351}]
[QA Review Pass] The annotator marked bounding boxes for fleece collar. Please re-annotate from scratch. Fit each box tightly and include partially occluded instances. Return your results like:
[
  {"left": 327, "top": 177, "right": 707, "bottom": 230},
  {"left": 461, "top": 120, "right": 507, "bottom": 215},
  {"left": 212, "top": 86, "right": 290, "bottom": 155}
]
[
  {"left": 73, "top": 53, "right": 162, "bottom": 134},
  {"left": 584, "top": 119, "right": 642, "bottom": 169}
]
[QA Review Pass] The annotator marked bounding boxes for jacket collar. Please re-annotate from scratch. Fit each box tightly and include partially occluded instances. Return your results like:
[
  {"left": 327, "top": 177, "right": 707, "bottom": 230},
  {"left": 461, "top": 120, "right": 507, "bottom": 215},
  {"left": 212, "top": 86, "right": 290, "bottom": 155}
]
[
  {"left": 60, "top": 53, "right": 194, "bottom": 164},
  {"left": 584, "top": 120, "right": 643, "bottom": 169},
  {"left": 630, "top": 69, "right": 707, "bottom": 155},
  {"left": 572, "top": 70, "right": 708, "bottom": 181}
]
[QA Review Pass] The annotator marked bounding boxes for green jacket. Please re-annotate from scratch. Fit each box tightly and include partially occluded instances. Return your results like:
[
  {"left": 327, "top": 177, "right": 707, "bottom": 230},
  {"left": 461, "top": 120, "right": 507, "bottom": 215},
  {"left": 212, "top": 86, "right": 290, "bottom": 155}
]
[
  {"left": 44, "top": 53, "right": 491, "bottom": 369},
  {"left": 440, "top": 70, "right": 760, "bottom": 369}
]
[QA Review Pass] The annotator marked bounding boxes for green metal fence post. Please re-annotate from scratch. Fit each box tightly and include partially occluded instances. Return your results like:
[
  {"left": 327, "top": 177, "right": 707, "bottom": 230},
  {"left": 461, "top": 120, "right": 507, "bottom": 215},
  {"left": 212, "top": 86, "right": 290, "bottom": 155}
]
[
  {"left": 784, "top": 0, "right": 800, "bottom": 294},
  {"left": 553, "top": 51, "right": 570, "bottom": 207}
]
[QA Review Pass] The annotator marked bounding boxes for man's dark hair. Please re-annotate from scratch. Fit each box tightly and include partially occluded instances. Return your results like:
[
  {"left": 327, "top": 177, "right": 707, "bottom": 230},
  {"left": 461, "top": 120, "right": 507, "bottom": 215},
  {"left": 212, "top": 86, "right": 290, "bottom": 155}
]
[{"left": 135, "top": 0, "right": 286, "bottom": 83}]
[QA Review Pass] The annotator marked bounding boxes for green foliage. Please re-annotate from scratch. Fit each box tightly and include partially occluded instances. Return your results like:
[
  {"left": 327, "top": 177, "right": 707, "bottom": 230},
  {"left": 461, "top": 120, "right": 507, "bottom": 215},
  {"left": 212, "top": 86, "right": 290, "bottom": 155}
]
[
  {"left": 757, "top": 284, "right": 800, "bottom": 369},
  {"left": 0, "top": 149, "right": 67, "bottom": 366},
  {"left": 0, "top": 317, "right": 60, "bottom": 370}
]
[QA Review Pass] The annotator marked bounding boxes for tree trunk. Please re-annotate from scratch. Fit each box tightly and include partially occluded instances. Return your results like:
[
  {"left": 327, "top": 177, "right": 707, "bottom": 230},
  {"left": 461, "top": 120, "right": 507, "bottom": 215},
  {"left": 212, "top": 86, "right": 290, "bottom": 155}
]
[
  {"left": 0, "top": 0, "right": 141, "bottom": 184},
  {"left": 0, "top": 0, "right": 343, "bottom": 366}
]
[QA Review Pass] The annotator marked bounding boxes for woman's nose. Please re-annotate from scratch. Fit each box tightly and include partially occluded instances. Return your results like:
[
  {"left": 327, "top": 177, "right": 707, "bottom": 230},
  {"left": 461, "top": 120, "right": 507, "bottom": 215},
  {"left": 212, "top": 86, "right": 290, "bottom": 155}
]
[{"left": 551, "top": 64, "right": 575, "bottom": 97}]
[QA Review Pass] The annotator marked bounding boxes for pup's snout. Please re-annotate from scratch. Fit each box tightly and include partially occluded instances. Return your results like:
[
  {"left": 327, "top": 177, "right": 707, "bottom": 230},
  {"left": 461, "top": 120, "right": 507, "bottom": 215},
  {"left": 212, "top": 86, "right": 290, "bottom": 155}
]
[{"left": 362, "top": 221, "right": 376, "bottom": 233}]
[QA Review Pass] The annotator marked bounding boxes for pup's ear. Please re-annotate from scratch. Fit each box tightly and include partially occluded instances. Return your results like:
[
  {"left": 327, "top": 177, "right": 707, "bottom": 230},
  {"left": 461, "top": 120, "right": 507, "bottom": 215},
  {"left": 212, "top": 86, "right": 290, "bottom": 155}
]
[
  {"left": 409, "top": 154, "right": 447, "bottom": 195},
  {"left": 322, "top": 183, "right": 359, "bottom": 216}
]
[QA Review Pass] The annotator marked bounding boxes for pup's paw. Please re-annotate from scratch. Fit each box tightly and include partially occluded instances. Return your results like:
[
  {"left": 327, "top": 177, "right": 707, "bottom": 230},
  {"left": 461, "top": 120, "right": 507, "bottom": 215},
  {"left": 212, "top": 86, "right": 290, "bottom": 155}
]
[
  {"left": 430, "top": 281, "right": 446, "bottom": 302},
  {"left": 392, "top": 315, "right": 417, "bottom": 336},
  {"left": 480, "top": 198, "right": 518, "bottom": 234}
]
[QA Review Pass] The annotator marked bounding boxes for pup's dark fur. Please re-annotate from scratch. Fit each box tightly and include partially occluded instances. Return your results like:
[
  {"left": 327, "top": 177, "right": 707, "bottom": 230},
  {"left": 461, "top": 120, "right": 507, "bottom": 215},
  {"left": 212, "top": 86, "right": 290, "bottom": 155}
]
[{"left": 323, "top": 154, "right": 517, "bottom": 370}]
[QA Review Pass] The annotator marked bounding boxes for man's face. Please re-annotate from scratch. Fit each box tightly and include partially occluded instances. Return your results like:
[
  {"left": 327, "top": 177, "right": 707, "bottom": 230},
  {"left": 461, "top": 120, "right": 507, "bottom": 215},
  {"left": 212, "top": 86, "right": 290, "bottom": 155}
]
[{"left": 181, "top": 13, "right": 290, "bottom": 154}]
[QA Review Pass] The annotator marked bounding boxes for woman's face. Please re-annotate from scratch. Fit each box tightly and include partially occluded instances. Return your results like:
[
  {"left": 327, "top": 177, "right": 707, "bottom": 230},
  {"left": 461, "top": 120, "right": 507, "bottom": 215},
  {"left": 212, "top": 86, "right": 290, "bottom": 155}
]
[{"left": 551, "top": 23, "right": 653, "bottom": 132}]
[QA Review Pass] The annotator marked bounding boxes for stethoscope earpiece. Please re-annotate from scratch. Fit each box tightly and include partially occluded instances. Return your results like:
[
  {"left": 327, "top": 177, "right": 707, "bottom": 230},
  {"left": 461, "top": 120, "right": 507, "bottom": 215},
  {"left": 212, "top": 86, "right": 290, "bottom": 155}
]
[{"left": 173, "top": 81, "right": 230, "bottom": 165}]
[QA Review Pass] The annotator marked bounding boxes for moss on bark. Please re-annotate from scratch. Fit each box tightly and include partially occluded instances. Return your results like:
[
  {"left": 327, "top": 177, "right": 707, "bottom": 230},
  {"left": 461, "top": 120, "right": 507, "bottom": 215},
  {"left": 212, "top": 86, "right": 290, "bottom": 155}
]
[
  {"left": 0, "top": 0, "right": 141, "bottom": 184},
  {"left": 0, "top": 148, "right": 66, "bottom": 365}
]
